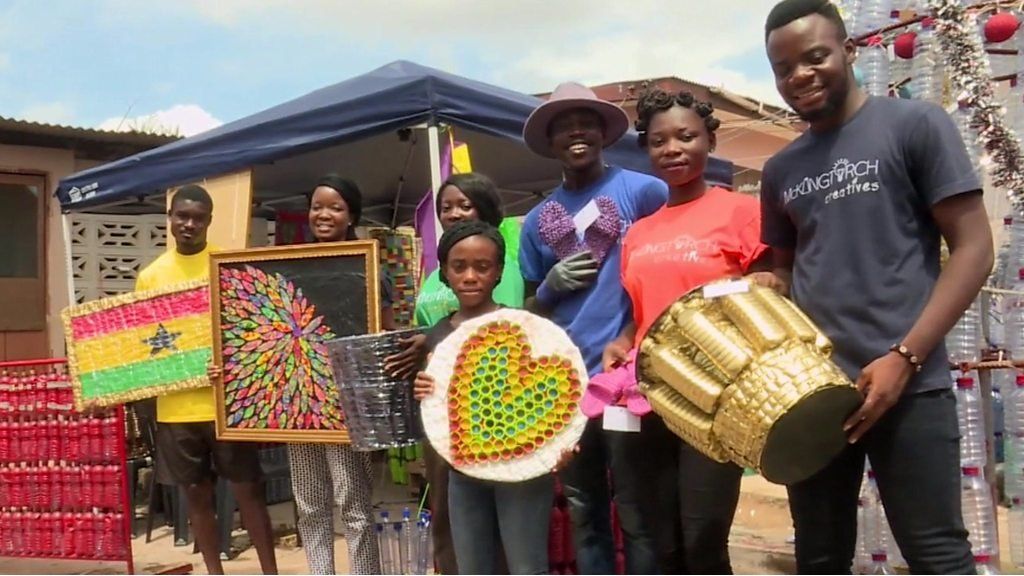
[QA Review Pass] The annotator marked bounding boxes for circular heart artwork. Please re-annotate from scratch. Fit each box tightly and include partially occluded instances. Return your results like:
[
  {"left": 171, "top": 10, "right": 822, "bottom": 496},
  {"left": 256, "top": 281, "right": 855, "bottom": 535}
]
[{"left": 421, "top": 308, "right": 588, "bottom": 481}]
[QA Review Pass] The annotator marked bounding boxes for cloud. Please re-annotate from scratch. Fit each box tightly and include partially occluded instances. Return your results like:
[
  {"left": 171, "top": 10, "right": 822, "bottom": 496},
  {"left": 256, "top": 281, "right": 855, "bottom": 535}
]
[
  {"left": 19, "top": 102, "right": 76, "bottom": 125},
  {"left": 179, "top": 0, "right": 786, "bottom": 105},
  {"left": 98, "top": 104, "right": 222, "bottom": 137},
  {"left": 0, "top": 53, "right": 9, "bottom": 71}
]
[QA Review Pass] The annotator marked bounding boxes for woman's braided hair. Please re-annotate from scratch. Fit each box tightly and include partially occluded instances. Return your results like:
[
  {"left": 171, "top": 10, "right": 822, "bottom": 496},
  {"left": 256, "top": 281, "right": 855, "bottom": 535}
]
[{"left": 635, "top": 87, "right": 721, "bottom": 148}]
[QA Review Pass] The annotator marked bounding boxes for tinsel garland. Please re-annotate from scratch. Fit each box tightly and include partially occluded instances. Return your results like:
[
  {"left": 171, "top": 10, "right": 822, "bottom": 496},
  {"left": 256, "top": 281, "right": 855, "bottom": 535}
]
[{"left": 928, "top": 0, "right": 1024, "bottom": 215}]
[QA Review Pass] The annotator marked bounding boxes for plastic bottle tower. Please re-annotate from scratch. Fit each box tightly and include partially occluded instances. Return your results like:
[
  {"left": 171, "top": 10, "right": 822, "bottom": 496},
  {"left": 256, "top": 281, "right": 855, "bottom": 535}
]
[{"left": 844, "top": 2, "right": 1024, "bottom": 571}]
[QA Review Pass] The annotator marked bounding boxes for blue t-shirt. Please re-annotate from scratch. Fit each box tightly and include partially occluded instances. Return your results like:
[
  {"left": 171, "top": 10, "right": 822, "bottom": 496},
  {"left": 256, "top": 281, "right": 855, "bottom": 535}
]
[{"left": 519, "top": 166, "right": 668, "bottom": 376}]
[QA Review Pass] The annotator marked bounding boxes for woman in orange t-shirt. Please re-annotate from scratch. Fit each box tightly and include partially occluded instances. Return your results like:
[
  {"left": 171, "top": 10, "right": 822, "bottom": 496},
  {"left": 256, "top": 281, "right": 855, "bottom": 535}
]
[{"left": 603, "top": 88, "right": 776, "bottom": 574}]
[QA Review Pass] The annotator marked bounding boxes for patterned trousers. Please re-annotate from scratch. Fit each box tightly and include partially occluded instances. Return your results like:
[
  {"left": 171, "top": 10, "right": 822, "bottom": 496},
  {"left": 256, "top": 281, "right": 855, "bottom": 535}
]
[{"left": 288, "top": 443, "right": 380, "bottom": 574}]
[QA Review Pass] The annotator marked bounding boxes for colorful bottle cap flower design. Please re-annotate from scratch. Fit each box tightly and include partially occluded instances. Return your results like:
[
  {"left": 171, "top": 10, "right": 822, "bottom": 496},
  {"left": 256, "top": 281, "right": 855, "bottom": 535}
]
[
  {"left": 421, "top": 308, "right": 588, "bottom": 482},
  {"left": 219, "top": 264, "right": 343, "bottom": 430}
]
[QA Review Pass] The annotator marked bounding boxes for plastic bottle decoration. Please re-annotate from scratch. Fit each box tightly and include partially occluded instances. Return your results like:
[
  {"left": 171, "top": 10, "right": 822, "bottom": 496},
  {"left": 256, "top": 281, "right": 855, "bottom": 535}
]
[
  {"left": 0, "top": 364, "right": 127, "bottom": 561},
  {"left": 860, "top": 0, "right": 893, "bottom": 34},
  {"left": 961, "top": 465, "right": 1001, "bottom": 573},
  {"left": 842, "top": 0, "right": 866, "bottom": 36},
  {"left": 1009, "top": 497, "right": 1024, "bottom": 568},
  {"left": 420, "top": 309, "right": 587, "bottom": 482},
  {"left": 983, "top": 11, "right": 1022, "bottom": 78},
  {"left": 956, "top": 371, "right": 987, "bottom": 466},
  {"left": 947, "top": 297, "right": 983, "bottom": 364},
  {"left": 1006, "top": 373, "right": 1024, "bottom": 499},
  {"left": 885, "top": 11, "right": 913, "bottom": 97},
  {"left": 985, "top": 11, "right": 1021, "bottom": 43},
  {"left": 910, "top": 18, "right": 945, "bottom": 103},
  {"left": 860, "top": 35, "right": 892, "bottom": 97},
  {"left": 954, "top": 101, "right": 982, "bottom": 173}
]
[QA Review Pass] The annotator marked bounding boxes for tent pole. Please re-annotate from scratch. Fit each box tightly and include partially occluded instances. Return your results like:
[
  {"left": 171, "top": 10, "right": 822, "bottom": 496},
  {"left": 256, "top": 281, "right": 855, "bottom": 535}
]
[
  {"left": 427, "top": 124, "right": 444, "bottom": 240},
  {"left": 60, "top": 212, "right": 76, "bottom": 307},
  {"left": 390, "top": 133, "right": 418, "bottom": 229}
]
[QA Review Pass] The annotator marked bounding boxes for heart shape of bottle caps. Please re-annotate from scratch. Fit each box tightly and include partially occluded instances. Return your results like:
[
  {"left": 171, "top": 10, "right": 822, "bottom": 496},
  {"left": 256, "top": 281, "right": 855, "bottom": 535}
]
[{"left": 421, "top": 309, "right": 588, "bottom": 481}]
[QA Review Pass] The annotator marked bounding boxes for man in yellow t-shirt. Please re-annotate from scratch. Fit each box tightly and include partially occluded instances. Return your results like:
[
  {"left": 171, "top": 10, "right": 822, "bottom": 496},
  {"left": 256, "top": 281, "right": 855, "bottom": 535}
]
[{"left": 136, "top": 185, "right": 277, "bottom": 574}]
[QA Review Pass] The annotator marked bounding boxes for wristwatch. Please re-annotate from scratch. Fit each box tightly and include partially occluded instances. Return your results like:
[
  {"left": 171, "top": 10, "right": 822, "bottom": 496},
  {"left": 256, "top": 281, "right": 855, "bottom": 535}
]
[{"left": 889, "top": 343, "right": 923, "bottom": 373}]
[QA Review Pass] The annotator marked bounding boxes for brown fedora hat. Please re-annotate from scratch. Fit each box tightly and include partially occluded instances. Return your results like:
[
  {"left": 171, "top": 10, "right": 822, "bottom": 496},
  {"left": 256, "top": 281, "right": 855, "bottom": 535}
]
[{"left": 522, "top": 82, "right": 629, "bottom": 158}]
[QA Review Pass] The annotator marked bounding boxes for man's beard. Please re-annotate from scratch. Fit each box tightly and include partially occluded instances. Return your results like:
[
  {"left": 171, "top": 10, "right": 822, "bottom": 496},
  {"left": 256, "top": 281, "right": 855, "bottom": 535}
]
[{"left": 793, "top": 78, "right": 850, "bottom": 124}]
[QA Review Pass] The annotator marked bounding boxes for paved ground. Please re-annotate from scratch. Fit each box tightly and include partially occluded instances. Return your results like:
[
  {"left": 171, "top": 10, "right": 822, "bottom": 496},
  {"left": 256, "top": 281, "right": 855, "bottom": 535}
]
[{"left": 2, "top": 475, "right": 1017, "bottom": 574}]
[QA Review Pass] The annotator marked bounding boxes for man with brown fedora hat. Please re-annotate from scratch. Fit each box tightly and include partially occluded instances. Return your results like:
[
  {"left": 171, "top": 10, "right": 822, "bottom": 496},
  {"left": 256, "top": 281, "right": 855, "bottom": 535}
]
[{"left": 519, "top": 82, "right": 668, "bottom": 574}]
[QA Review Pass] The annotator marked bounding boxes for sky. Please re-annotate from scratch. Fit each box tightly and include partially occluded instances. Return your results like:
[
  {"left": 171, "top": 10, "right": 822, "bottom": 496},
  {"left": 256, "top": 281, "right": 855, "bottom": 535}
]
[{"left": 0, "top": 0, "right": 786, "bottom": 137}]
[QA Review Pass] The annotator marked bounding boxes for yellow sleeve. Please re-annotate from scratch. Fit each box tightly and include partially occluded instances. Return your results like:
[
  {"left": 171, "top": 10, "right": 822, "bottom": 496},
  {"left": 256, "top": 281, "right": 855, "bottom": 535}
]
[{"left": 135, "top": 268, "right": 154, "bottom": 292}]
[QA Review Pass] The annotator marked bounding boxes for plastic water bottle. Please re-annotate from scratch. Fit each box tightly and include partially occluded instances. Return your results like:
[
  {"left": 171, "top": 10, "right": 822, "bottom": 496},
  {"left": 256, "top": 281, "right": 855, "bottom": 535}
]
[
  {"left": 947, "top": 298, "right": 983, "bottom": 364},
  {"left": 1006, "top": 373, "right": 1024, "bottom": 498},
  {"left": 961, "top": 466, "right": 999, "bottom": 557},
  {"left": 890, "top": 0, "right": 912, "bottom": 12},
  {"left": 875, "top": 493, "right": 906, "bottom": 569},
  {"left": 984, "top": 11, "right": 1019, "bottom": 78},
  {"left": 859, "top": 36, "right": 891, "bottom": 97},
  {"left": 976, "top": 553, "right": 1001, "bottom": 575},
  {"left": 376, "top": 523, "right": 390, "bottom": 574},
  {"left": 955, "top": 103, "right": 982, "bottom": 174},
  {"left": 855, "top": 480, "right": 875, "bottom": 573},
  {"left": 995, "top": 381, "right": 1006, "bottom": 463},
  {"left": 956, "top": 373, "right": 987, "bottom": 466},
  {"left": 1010, "top": 497, "right": 1024, "bottom": 568},
  {"left": 1006, "top": 271, "right": 1024, "bottom": 358},
  {"left": 379, "top": 512, "right": 394, "bottom": 574},
  {"left": 863, "top": 470, "right": 885, "bottom": 554},
  {"left": 1005, "top": 79, "right": 1024, "bottom": 144},
  {"left": 856, "top": 467, "right": 898, "bottom": 576},
  {"left": 1006, "top": 221, "right": 1024, "bottom": 288},
  {"left": 394, "top": 522, "right": 406, "bottom": 575},
  {"left": 868, "top": 552, "right": 896, "bottom": 574},
  {"left": 402, "top": 507, "right": 415, "bottom": 574},
  {"left": 910, "top": 19, "right": 944, "bottom": 103},
  {"left": 889, "top": 9, "right": 912, "bottom": 92},
  {"left": 413, "top": 520, "right": 426, "bottom": 574},
  {"left": 860, "top": 0, "right": 892, "bottom": 32},
  {"left": 844, "top": 0, "right": 867, "bottom": 36},
  {"left": 418, "top": 511, "right": 433, "bottom": 574},
  {"left": 1014, "top": 88, "right": 1024, "bottom": 150}
]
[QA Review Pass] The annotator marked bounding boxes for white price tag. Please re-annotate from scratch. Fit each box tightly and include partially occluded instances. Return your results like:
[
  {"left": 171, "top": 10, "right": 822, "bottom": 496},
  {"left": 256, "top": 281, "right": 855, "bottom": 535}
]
[
  {"left": 602, "top": 405, "right": 641, "bottom": 432},
  {"left": 702, "top": 280, "right": 751, "bottom": 299},
  {"left": 572, "top": 200, "right": 600, "bottom": 240}
]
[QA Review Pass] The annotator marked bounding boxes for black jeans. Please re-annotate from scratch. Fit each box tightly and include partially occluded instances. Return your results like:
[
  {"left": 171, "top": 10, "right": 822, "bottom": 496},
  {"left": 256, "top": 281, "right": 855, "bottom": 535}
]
[
  {"left": 787, "top": 388, "right": 974, "bottom": 575},
  {"left": 636, "top": 417, "right": 743, "bottom": 575},
  {"left": 559, "top": 418, "right": 665, "bottom": 574}
]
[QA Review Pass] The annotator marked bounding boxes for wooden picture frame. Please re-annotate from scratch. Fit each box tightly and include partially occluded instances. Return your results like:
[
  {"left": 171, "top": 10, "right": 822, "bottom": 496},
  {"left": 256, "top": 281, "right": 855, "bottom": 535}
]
[{"left": 210, "top": 240, "right": 381, "bottom": 443}]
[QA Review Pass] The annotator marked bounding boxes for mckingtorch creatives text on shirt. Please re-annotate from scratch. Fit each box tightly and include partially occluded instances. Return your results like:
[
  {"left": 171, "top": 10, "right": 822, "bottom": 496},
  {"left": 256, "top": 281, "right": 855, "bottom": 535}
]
[
  {"left": 631, "top": 234, "right": 719, "bottom": 264},
  {"left": 782, "top": 158, "right": 881, "bottom": 205}
]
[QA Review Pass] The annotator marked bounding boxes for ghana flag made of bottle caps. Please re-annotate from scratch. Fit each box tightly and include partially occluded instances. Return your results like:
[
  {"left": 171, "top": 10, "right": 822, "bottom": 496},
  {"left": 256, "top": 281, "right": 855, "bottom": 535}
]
[{"left": 61, "top": 279, "right": 213, "bottom": 410}]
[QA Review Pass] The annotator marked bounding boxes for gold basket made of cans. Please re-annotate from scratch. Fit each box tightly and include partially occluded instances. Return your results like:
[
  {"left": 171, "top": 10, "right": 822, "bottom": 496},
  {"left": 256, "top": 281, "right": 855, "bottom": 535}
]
[{"left": 637, "top": 280, "right": 861, "bottom": 484}]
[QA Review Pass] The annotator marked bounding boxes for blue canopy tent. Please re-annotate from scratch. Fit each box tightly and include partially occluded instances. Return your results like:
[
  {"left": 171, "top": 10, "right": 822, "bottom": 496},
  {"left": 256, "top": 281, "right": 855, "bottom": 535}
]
[{"left": 56, "top": 60, "right": 733, "bottom": 223}]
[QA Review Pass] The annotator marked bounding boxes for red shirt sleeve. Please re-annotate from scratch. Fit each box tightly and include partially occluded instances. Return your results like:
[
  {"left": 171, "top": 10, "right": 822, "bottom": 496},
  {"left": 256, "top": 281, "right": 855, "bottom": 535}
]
[{"left": 731, "top": 196, "right": 769, "bottom": 273}]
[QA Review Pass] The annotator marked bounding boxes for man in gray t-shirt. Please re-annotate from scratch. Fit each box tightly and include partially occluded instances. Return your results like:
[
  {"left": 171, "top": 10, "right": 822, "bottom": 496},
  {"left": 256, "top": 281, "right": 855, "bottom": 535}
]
[
  {"left": 763, "top": 94, "right": 978, "bottom": 394},
  {"left": 762, "top": 0, "right": 994, "bottom": 574}
]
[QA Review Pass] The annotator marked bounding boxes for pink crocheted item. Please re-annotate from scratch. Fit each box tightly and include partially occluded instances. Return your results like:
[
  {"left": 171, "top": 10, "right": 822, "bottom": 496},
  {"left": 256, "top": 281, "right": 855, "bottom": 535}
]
[{"left": 580, "top": 348, "right": 650, "bottom": 418}]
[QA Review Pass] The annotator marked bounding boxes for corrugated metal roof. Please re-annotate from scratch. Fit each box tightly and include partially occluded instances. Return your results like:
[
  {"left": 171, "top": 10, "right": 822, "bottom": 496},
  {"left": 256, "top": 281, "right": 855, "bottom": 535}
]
[{"left": 0, "top": 115, "right": 181, "bottom": 146}]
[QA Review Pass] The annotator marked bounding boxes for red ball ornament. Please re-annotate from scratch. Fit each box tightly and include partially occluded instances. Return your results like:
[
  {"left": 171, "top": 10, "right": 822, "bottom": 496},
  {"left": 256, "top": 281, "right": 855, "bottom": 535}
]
[
  {"left": 985, "top": 12, "right": 1020, "bottom": 43},
  {"left": 894, "top": 31, "right": 917, "bottom": 59}
]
